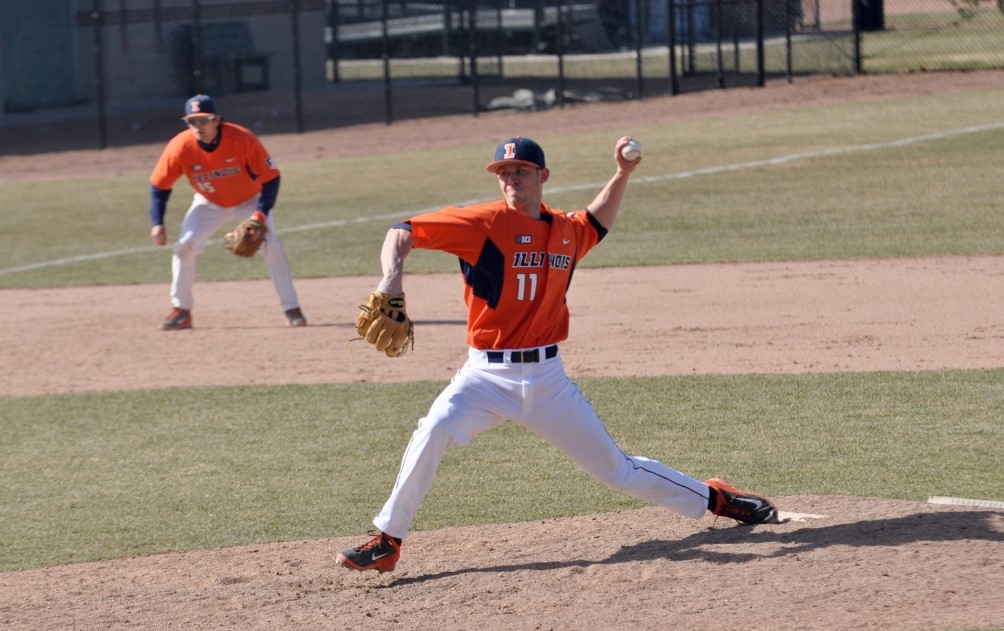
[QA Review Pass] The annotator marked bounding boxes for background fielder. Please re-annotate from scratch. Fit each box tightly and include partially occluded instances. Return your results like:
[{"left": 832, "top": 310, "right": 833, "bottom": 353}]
[
  {"left": 148, "top": 94, "right": 306, "bottom": 330},
  {"left": 337, "top": 136, "right": 778, "bottom": 574}
]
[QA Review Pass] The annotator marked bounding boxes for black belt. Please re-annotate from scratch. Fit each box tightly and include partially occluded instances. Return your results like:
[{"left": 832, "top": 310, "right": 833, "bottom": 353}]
[{"left": 486, "top": 345, "right": 558, "bottom": 364}]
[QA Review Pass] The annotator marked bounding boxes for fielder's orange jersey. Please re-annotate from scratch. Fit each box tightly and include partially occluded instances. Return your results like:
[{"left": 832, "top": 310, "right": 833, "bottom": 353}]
[
  {"left": 149, "top": 122, "right": 278, "bottom": 208},
  {"left": 408, "top": 200, "right": 607, "bottom": 350}
]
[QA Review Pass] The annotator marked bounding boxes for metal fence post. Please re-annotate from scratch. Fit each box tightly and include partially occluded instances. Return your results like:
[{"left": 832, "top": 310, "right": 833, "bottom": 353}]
[
  {"left": 91, "top": 0, "right": 108, "bottom": 149},
  {"left": 326, "top": 0, "right": 340, "bottom": 83},
  {"left": 786, "top": 0, "right": 793, "bottom": 82},
  {"left": 667, "top": 0, "right": 678, "bottom": 95},
  {"left": 634, "top": 0, "right": 643, "bottom": 99},
  {"left": 853, "top": 0, "right": 863, "bottom": 73},
  {"left": 470, "top": 1, "right": 480, "bottom": 116},
  {"left": 291, "top": 0, "right": 304, "bottom": 132},
  {"left": 381, "top": 0, "right": 392, "bottom": 125},
  {"left": 715, "top": 0, "right": 724, "bottom": 88},
  {"left": 495, "top": 0, "right": 504, "bottom": 76},
  {"left": 442, "top": 1, "right": 451, "bottom": 57},
  {"left": 756, "top": 0, "right": 765, "bottom": 87},
  {"left": 685, "top": 1, "right": 694, "bottom": 75},
  {"left": 558, "top": 0, "right": 566, "bottom": 109}
]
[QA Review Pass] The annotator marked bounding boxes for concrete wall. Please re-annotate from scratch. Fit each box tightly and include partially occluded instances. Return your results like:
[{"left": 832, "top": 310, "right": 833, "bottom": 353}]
[{"left": 69, "top": 0, "right": 329, "bottom": 108}]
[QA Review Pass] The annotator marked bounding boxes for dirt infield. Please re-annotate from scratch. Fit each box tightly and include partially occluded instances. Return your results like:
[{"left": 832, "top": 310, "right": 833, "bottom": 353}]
[
  {"left": 4, "top": 499, "right": 1003, "bottom": 631},
  {"left": 1, "top": 71, "right": 1003, "bottom": 630}
]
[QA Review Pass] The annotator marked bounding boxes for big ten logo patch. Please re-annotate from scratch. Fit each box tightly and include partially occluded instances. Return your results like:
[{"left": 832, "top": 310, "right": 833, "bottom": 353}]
[{"left": 515, "top": 235, "right": 532, "bottom": 244}]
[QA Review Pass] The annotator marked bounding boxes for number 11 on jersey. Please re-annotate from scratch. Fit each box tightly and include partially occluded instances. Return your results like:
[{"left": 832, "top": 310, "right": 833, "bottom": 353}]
[{"left": 516, "top": 273, "right": 538, "bottom": 301}]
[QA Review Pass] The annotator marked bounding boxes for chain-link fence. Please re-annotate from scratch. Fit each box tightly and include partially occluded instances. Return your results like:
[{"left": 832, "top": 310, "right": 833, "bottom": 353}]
[
  {"left": 1, "top": 0, "right": 1001, "bottom": 156},
  {"left": 861, "top": 0, "right": 1004, "bottom": 72}
]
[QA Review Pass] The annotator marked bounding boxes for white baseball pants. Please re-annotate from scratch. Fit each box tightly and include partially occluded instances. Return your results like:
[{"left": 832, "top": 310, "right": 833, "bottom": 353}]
[
  {"left": 373, "top": 346, "right": 712, "bottom": 540},
  {"left": 170, "top": 193, "right": 300, "bottom": 311}
]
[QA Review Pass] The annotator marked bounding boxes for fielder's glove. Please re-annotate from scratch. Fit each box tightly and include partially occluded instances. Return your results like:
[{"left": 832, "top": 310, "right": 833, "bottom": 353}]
[
  {"left": 355, "top": 292, "right": 414, "bottom": 357},
  {"left": 224, "top": 211, "right": 267, "bottom": 257}
]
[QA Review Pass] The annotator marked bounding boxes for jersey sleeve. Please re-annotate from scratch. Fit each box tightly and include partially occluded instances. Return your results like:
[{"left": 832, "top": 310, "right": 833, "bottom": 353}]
[
  {"left": 148, "top": 134, "right": 187, "bottom": 190},
  {"left": 566, "top": 208, "right": 606, "bottom": 261},
  {"left": 148, "top": 185, "right": 172, "bottom": 226},
  {"left": 408, "top": 203, "right": 498, "bottom": 262},
  {"left": 244, "top": 131, "right": 280, "bottom": 185}
]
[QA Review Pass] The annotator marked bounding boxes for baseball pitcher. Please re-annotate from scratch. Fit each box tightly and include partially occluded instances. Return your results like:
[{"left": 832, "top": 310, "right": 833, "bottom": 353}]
[{"left": 337, "top": 136, "right": 778, "bottom": 574}]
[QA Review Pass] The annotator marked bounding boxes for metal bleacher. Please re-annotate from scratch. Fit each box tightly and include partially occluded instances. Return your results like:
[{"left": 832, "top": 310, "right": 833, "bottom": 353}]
[{"left": 334, "top": 4, "right": 605, "bottom": 56}]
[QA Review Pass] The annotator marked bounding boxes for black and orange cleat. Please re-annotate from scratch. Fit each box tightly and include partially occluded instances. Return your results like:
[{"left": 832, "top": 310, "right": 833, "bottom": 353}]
[
  {"left": 160, "top": 308, "right": 192, "bottom": 331},
  {"left": 706, "top": 478, "right": 778, "bottom": 524},
  {"left": 336, "top": 531, "right": 401, "bottom": 573}
]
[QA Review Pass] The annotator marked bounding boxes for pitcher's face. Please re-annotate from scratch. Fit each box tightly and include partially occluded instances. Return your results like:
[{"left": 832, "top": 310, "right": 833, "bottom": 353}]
[{"left": 496, "top": 165, "right": 549, "bottom": 215}]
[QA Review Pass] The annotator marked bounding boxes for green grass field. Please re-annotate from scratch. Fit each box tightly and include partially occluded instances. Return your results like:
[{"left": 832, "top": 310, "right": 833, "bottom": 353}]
[
  {"left": 2, "top": 86, "right": 1002, "bottom": 287},
  {"left": 1, "top": 79, "right": 1002, "bottom": 572}
]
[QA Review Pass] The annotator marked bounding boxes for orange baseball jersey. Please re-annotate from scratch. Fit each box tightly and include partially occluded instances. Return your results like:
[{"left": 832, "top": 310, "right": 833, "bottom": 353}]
[
  {"left": 407, "top": 200, "right": 607, "bottom": 349},
  {"left": 149, "top": 122, "right": 278, "bottom": 208}
]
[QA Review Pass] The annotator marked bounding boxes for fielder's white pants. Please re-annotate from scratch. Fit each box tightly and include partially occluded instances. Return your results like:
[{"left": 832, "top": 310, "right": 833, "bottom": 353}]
[
  {"left": 373, "top": 347, "right": 712, "bottom": 540},
  {"left": 170, "top": 193, "right": 300, "bottom": 311}
]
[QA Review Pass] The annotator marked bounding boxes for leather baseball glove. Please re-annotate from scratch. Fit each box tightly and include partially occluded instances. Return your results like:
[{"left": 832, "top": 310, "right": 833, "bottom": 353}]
[
  {"left": 224, "top": 212, "right": 267, "bottom": 257},
  {"left": 355, "top": 292, "right": 414, "bottom": 357}
]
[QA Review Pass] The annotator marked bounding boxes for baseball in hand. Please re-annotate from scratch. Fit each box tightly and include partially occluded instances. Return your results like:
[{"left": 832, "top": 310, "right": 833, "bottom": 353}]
[{"left": 621, "top": 140, "right": 642, "bottom": 161}]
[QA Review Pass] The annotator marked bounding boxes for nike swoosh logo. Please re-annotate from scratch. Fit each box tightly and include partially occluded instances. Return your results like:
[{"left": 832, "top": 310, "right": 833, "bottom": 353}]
[
  {"left": 371, "top": 552, "right": 391, "bottom": 561},
  {"left": 226, "top": 157, "right": 236, "bottom": 163},
  {"left": 562, "top": 238, "right": 572, "bottom": 244}
]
